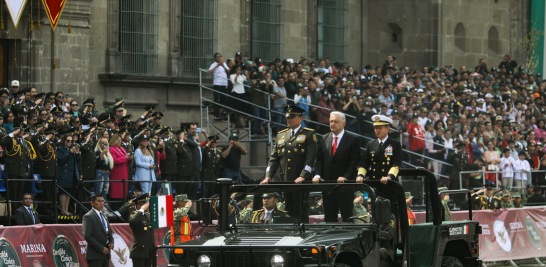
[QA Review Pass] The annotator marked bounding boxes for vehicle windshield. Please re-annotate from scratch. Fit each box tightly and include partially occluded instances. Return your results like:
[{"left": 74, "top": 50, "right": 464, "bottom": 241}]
[{"left": 211, "top": 183, "right": 378, "bottom": 226}]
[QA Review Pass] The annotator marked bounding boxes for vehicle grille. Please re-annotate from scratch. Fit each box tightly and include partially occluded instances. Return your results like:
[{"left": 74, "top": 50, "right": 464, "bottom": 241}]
[{"left": 225, "top": 236, "right": 284, "bottom": 245}]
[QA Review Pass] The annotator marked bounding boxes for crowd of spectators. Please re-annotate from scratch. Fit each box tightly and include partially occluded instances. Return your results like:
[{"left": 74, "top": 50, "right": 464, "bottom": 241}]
[{"left": 208, "top": 52, "right": 546, "bottom": 194}]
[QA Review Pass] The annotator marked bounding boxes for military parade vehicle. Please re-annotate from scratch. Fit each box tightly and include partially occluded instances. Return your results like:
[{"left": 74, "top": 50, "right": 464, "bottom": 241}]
[{"left": 154, "top": 169, "right": 481, "bottom": 267}]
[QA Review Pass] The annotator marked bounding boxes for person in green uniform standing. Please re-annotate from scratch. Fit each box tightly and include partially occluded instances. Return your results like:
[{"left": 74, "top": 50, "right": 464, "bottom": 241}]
[
  {"left": 438, "top": 187, "right": 451, "bottom": 222},
  {"left": 129, "top": 194, "right": 154, "bottom": 267},
  {"left": 202, "top": 135, "right": 221, "bottom": 197},
  {"left": 261, "top": 105, "right": 317, "bottom": 221}
]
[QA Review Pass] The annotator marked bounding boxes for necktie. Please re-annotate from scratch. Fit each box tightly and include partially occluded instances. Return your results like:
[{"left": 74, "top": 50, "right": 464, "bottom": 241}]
[
  {"left": 100, "top": 212, "right": 107, "bottom": 232},
  {"left": 379, "top": 141, "right": 384, "bottom": 147},
  {"left": 264, "top": 212, "right": 271, "bottom": 224},
  {"left": 291, "top": 130, "right": 294, "bottom": 137},
  {"left": 27, "top": 207, "right": 35, "bottom": 224},
  {"left": 332, "top": 136, "right": 338, "bottom": 157}
]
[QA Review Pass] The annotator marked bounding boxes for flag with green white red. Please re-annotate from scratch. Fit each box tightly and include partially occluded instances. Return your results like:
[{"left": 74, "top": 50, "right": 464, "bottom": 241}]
[{"left": 151, "top": 195, "right": 173, "bottom": 229}]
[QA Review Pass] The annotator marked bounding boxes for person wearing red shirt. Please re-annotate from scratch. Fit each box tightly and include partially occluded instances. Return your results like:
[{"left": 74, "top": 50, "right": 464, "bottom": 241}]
[{"left": 407, "top": 113, "right": 426, "bottom": 167}]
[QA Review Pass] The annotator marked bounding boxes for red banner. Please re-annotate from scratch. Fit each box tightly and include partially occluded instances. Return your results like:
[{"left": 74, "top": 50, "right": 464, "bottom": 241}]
[
  {"left": 40, "top": 0, "right": 67, "bottom": 30},
  {"left": 0, "top": 222, "right": 214, "bottom": 267}
]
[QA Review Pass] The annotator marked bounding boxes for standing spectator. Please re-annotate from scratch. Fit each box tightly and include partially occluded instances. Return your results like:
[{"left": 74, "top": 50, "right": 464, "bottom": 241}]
[
  {"left": 109, "top": 133, "right": 132, "bottom": 209},
  {"left": 3, "top": 111, "right": 14, "bottom": 134},
  {"left": 94, "top": 138, "right": 113, "bottom": 199},
  {"left": 484, "top": 141, "right": 501, "bottom": 184},
  {"left": 284, "top": 72, "right": 298, "bottom": 102},
  {"left": 499, "top": 147, "right": 515, "bottom": 188},
  {"left": 294, "top": 85, "right": 311, "bottom": 128},
  {"left": 208, "top": 53, "right": 229, "bottom": 120},
  {"left": 498, "top": 54, "right": 518, "bottom": 74},
  {"left": 229, "top": 64, "right": 248, "bottom": 127},
  {"left": 247, "top": 75, "right": 268, "bottom": 135},
  {"left": 272, "top": 77, "right": 288, "bottom": 134},
  {"left": 57, "top": 134, "right": 82, "bottom": 215},
  {"left": 186, "top": 124, "right": 202, "bottom": 199},
  {"left": 316, "top": 90, "right": 334, "bottom": 135},
  {"left": 134, "top": 135, "right": 156, "bottom": 194},
  {"left": 429, "top": 128, "right": 445, "bottom": 176},
  {"left": 408, "top": 113, "right": 426, "bottom": 167},
  {"left": 513, "top": 151, "right": 531, "bottom": 188},
  {"left": 535, "top": 120, "right": 546, "bottom": 140},
  {"left": 221, "top": 133, "right": 247, "bottom": 184}
]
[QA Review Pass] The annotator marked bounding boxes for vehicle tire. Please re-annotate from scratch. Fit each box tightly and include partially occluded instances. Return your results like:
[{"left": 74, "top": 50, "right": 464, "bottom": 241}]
[{"left": 441, "top": 256, "right": 464, "bottom": 267}]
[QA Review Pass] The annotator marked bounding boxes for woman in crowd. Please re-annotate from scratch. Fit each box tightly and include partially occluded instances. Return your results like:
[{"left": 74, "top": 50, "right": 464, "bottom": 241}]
[
  {"left": 57, "top": 135, "right": 82, "bottom": 215},
  {"left": 229, "top": 64, "right": 248, "bottom": 127},
  {"left": 316, "top": 90, "right": 334, "bottom": 135},
  {"left": 535, "top": 120, "right": 546, "bottom": 140},
  {"left": 109, "top": 133, "right": 132, "bottom": 209},
  {"left": 2, "top": 111, "right": 14, "bottom": 134},
  {"left": 484, "top": 140, "right": 501, "bottom": 184},
  {"left": 134, "top": 135, "right": 156, "bottom": 194},
  {"left": 94, "top": 137, "right": 113, "bottom": 199},
  {"left": 54, "top": 92, "right": 68, "bottom": 112}
]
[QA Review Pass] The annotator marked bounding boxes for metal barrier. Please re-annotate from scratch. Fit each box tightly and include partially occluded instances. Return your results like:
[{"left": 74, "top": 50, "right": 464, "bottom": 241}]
[{"left": 458, "top": 169, "right": 546, "bottom": 190}]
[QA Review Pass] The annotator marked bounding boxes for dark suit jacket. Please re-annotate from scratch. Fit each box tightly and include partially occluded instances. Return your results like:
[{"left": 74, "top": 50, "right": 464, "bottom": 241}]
[
  {"left": 315, "top": 131, "right": 361, "bottom": 180},
  {"left": 82, "top": 209, "right": 114, "bottom": 260},
  {"left": 175, "top": 141, "right": 194, "bottom": 177},
  {"left": 14, "top": 206, "right": 40, "bottom": 225},
  {"left": 358, "top": 137, "right": 402, "bottom": 180},
  {"left": 185, "top": 136, "right": 202, "bottom": 172},
  {"left": 159, "top": 140, "right": 177, "bottom": 175}
]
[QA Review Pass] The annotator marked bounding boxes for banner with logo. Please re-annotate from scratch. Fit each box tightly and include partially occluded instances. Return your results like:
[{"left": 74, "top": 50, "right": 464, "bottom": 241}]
[{"left": 0, "top": 222, "right": 214, "bottom": 267}]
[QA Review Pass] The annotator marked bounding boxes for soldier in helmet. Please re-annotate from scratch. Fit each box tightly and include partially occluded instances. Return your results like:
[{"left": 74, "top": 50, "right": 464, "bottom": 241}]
[
  {"left": 353, "top": 191, "right": 368, "bottom": 217},
  {"left": 128, "top": 194, "right": 154, "bottom": 267},
  {"left": 251, "top": 193, "right": 290, "bottom": 224},
  {"left": 511, "top": 192, "right": 524, "bottom": 208},
  {"left": 170, "top": 194, "right": 193, "bottom": 245},
  {"left": 500, "top": 190, "right": 514, "bottom": 209}
]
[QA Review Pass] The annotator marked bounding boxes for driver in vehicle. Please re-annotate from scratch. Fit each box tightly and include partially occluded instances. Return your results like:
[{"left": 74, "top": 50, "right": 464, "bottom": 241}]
[{"left": 250, "top": 193, "right": 290, "bottom": 224}]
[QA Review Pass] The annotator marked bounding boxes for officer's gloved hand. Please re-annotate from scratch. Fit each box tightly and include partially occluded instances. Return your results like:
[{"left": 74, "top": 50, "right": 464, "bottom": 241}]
[{"left": 378, "top": 230, "right": 389, "bottom": 241}]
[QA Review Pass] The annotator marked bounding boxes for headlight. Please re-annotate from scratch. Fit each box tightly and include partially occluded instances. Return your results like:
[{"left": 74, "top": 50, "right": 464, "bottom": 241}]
[
  {"left": 197, "top": 255, "right": 211, "bottom": 267},
  {"left": 271, "top": 255, "right": 284, "bottom": 267}
]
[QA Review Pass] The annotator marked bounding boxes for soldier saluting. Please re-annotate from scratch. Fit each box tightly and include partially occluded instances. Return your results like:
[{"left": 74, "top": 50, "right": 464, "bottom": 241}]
[
  {"left": 357, "top": 115, "right": 402, "bottom": 184},
  {"left": 472, "top": 184, "right": 501, "bottom": 210},
  {"left": 128, "top": 194, "right": 154, "bottom": 267},
  {"left": 261, "top": 105, "right": 317, "bottom": 220}
]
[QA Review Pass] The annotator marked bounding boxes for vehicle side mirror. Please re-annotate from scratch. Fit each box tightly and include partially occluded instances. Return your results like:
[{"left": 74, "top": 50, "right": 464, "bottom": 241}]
[{"left": 374, "top": 198, "right": 391, "bottom": 225}]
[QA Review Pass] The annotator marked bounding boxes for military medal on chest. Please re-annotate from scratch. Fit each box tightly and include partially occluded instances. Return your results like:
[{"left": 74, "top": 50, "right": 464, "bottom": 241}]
[{"left": 384, "top": 145, "right": 393, "bottom": 157}]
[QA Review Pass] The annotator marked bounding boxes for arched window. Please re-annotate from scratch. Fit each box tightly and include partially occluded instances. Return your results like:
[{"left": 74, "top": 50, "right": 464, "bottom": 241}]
[
  {"left": 488, "top": 27, "right": 499, "bottom": 55},
  {"left": 454, "top": 23, "right": 465, "bottom": 53}
]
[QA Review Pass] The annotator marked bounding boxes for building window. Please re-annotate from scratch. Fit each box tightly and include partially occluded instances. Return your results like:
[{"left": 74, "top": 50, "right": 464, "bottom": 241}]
[
  {"left": 454, "top": 23, "right": 466, "bottom": 53},
  {"left": 179, "top": 0, "right": 218, "bottom": 77},
  {"left": 117, "top": 0, "right": 159, "bottom": 75},
  {"left": 316, "top": 0, "right": 348, "bottom": 65},
  {"left": 392, "top": 33, "right": 398, "bottom": 43},
  {"left": 251, "top": 0, "right": 284, "bottom": 63},
  {"left": 488, "top": 26, "right": 499, "bottom": 55},
  {"left": 379, "top": 23, "right": 403, "bottom": 52}
]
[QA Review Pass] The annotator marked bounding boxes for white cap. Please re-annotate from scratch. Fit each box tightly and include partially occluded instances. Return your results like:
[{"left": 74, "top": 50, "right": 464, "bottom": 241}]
[
  {"left": 371, "top": 115, "right": 393, "bottom": 126},
  {"left": 286, "top": 58, "right": 294, "bottom": 64},
  {"left": 258, "top": 66, "right": 264, "bottom": 72},
  {"left": 11, "top": 80, "right": 19, "bottom": 87},
  {"left": 485, "top": 93, "right": 493, "bottom": 98}
]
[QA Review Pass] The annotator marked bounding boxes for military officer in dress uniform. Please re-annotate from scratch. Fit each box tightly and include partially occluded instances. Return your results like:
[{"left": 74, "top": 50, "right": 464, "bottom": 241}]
[
  {"left": 251, "top": 193, "right": 289, "bottom": 224},
  {"left": 212, "top": 193, "right": 240, "bottom": 225},
  {"left": 261, "top": 105, "right": 317, "bottom": 221},
  {"left": 174, "top": 130, "right": 194, "bottom": 196},
  {"left": 202, "top": 135, "right": 221, "bottom": 197},
  {"left": 472, "top": 184, "right": 501, "bottom": 210},
  {"left": 79, "top": 128, "right": 97, "bottom": 193},
  {"left": 38, "top": 126, "right": 58, "bottom": 213},
  {"left": 357, "top": 115, "right": 402, "bottom": 184},
  {"left": 129, "top": 194, "right": 154, "bottom": 267},
  {"left": 309, "top": 196, "right": 324, "bottom": 215},
  {"left": 447, "top": 142, "right": 469, "bottom": 204},
  {"left": 119, "top": 191, "right": 143, "bottom": 222},
  {"left": 159, "top": 127, "right": 177, "bottom": 183},
  {"left": 1, "top": 118, "right": 29, "bottom": 209}
]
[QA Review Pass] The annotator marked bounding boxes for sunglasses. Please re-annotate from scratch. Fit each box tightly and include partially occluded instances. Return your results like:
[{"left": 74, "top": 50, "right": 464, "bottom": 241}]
[
  {"left": 66, "top": 140, "right": 73, "bottom": 143},
  {"left": 58, "top": 96, "right": 64, "bottom": 99},
  {"left": 71, "top": 104, "right": 78, "bottom": 106}
]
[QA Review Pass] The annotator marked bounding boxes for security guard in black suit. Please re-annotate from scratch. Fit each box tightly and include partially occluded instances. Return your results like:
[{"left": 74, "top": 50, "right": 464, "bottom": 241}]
[
  {"left": 262, "top": 105, "right": 317, "bottom": 221},
  {"left": 174, "top": 130, "right": 194, "bottom": 196},
  {"left": 1, "top": 118, "right": 29, "bottom": 209},
  {"left": 201, "top": 135, "right": 221, "bottom": 197},
  {"left": 357, "top": 115, "right": 402, "bottom": 184},
  {"left": 129, "top": 194, "right": 154, "bottom": 267},
  {"left": 159, "top": 127, "right": 177, "bottom": 182}
]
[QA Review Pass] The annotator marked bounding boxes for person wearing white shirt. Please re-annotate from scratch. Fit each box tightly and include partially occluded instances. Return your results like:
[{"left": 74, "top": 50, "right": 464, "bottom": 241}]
[
  {"left": 229, "top": 65, "right": 248, "bottom": 127},
  {"left": 208, "top": 53, "right": 229, "bottom": 119},
  {"left": 513, "top": 152, "right": 531, "bottom": 188},
  {"left": 499, "top": 148, "right": 516, "bottom": 188}
]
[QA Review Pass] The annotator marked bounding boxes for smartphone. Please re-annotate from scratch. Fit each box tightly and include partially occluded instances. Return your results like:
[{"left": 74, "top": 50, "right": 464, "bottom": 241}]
[
  {"left": 197, "top": 128, "right": 202, "bottom": 133},
  {"left": 352, "top": 96, "right": 357, "bottom": 101}
]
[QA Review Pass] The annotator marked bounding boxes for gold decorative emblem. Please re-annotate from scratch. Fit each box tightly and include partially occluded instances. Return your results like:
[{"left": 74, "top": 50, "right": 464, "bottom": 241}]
[
  {"left": 144, "top": 227, "right": 147, "bottom": 230},
  {"left": 374, "top": 116, "right": 380, "bottom": 122}
]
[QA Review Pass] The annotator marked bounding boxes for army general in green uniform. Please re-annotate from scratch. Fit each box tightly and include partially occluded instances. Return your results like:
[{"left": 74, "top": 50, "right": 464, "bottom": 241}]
[
  {"left": 261, "top": 105, "right": 317, "bottom": 221},
  {"left": 128, "top": 194, "right": 154, "bottom": 267}
]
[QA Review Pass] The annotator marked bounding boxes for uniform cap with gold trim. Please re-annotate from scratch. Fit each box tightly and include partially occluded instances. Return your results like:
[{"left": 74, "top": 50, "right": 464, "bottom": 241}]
[
  {"left": 284, "top": 105, "right": 305, "bottom": 118},
  {"left": 371, "top": 115, "right": 393, "bottom": 126}
]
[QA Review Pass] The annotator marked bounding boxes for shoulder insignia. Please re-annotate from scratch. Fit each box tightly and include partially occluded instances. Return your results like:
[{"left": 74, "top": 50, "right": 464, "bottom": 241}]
[
  {"left": 278, "top": 129, "right": 289, "bottom": 133},
  {"left": 277, "top": 209, "right": 288, "bottom": 213},
  {"left": 304, "top": 128, "right": 315, "bottom": 131},
  {"left": 493, "top": 197, "right": 501, "bottom": 200}
]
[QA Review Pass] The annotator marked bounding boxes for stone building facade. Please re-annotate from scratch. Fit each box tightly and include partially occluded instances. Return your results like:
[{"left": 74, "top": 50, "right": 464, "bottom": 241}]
[{"left": 0, "top": 0, "right": 530, "bottom": 127}]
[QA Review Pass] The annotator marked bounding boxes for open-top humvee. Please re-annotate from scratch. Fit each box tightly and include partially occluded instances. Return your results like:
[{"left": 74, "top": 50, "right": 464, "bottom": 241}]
[{"left": 154, "top": 169, "right": 481, "bottom": 267}]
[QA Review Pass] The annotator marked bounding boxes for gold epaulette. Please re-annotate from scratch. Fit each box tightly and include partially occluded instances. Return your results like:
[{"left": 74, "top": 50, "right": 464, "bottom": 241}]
[
  {"left": 304, "top": 128, "right": 315, "bottom": 131},
  {"left": 278, "top": 129, "right": 289, "bottom": 133}
]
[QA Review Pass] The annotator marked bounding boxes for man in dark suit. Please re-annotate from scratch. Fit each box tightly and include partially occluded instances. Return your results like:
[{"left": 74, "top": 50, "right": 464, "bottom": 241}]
[
  {"left": 129, "top": 194, "right": 154, "bottom": 267},
  {"left": 314, "top": 111, "right": 361, "bottom": 222},
  {"left": 357, "top": 115, "right": 402, "bottom": 184},
  {"left": 186, "top": 123, "right": 202, "bottom": 199},
  {"left": 1, "top": 118, "right": 29, "bottom": 209},
  {"left": 82, "top": 193, "right": 114, "bottom": 267},
  {"left": 175, "top": 130, "right": 194, "bottom": 196},
  {"left": 14, "top": 193, "right": 40, "bottom": 225}
]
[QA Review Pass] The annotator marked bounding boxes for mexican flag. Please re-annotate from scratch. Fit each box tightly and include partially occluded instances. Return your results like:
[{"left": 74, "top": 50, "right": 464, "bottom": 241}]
[{"left": 151, "top": 195, "right": 173, "bottom": 229}]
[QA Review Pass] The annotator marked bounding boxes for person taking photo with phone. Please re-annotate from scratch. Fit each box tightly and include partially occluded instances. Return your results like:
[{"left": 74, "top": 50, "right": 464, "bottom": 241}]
[{"left": 221, "top": 133, "right": 247, "bottom": 184}]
